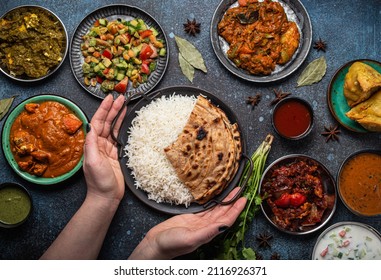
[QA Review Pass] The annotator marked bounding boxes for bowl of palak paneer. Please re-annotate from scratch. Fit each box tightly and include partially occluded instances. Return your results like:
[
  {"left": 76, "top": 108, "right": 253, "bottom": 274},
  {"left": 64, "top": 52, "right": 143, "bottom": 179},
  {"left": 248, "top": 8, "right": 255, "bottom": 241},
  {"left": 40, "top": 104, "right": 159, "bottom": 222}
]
[{"left": 0, "top": 5, "right": 68, "bottom": 82}]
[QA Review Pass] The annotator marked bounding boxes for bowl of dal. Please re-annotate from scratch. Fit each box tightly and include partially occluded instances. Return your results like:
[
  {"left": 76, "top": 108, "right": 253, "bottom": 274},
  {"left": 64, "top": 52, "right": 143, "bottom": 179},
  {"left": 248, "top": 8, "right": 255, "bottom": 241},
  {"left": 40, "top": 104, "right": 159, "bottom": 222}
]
[
  {"left": 0, "top": 182, "right": 32, "bottom": 228},
  {"left": 0, "top": 5, "right": 68, "bottom": 82},
  {"left": 337, "top": 149, "right": 381, "bottom": 218},
  {"left": 1, "top": 94, "right": 88, "bottom": 185}
]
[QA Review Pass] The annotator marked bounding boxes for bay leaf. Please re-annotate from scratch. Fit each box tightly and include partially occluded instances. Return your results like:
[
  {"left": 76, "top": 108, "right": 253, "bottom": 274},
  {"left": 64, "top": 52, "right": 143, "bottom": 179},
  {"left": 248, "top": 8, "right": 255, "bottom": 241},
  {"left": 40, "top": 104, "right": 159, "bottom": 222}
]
[
  {"left": 0, "top": 95, "right": 17, "bottom": 121},
  {"left": 179, "top": 52, "right": 195, "bottom": 82},
  {"left": 297, "top": 56, "right": 327, "bottom": 87},
  {"left": 175, "top": 35, "right": 207, "bottom": 73}
]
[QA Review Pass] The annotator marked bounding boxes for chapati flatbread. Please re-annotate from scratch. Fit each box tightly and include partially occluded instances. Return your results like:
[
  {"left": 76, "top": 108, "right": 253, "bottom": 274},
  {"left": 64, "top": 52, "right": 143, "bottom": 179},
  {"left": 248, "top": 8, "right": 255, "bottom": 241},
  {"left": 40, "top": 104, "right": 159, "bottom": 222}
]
[{"left": 164, "top": 95, "right": 241, "bottom": 204}]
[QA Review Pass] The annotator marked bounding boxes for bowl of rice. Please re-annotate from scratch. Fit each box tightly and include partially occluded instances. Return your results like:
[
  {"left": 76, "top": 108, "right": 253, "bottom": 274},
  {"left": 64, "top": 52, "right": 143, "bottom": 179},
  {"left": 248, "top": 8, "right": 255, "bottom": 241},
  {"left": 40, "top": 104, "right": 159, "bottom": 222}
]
[{"left": 117, "top": 86, "right": 246, "bottom": 214}]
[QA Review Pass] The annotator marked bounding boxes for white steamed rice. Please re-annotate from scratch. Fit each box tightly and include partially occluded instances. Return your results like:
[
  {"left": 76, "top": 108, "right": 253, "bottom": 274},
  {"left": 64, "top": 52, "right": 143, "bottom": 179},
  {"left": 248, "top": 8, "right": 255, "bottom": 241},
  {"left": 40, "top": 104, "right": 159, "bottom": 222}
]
[{"left": 124, "top": 94, "right": 197, "bottom": 206}]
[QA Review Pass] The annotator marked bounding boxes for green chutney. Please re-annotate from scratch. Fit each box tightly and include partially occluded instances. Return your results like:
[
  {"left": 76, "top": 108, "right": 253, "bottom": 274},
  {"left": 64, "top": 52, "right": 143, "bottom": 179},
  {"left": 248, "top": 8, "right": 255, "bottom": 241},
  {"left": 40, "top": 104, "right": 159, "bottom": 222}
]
[{"left": 0, "top": 186, "right": 31, "bottom": 225}]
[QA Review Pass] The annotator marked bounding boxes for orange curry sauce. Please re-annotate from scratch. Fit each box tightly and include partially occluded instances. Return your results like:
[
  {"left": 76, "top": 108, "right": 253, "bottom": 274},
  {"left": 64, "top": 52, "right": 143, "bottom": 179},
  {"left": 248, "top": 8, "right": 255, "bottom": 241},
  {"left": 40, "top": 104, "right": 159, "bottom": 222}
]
[
  {"left": 10, "top": 101, "right": 85, "bottom": 178},
  {"left": 339, "top": 152, "right": 381, "bottom": 216}
]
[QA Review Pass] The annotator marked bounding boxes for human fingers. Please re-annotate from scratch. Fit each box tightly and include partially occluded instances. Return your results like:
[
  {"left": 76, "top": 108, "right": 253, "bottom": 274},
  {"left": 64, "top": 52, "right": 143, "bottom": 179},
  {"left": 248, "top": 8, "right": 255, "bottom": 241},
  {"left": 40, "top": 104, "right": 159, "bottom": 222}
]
[
  {"left": 91, "top": 94, "right": 114, "bottom": 136},
  {"left": 101, "top": 94, "right": 125, "bottom": 139},
  {"left": 83, "top": 123, "right": 101, "bottom": 168},
  {"left": 198, "top": 187, "right": 243, "bottom": 219},
  {"left": 111, "top": 97, "right": 127, "bottom": 139}
]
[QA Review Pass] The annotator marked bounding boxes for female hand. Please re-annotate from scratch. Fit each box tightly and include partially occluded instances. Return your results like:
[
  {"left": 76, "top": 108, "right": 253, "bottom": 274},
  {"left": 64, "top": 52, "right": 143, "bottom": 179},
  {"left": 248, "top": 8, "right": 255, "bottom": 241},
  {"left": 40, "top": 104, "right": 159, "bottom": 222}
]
[
  {"left": 83, "top": 94, "right": 127, "bottom": 202},
  {"left": 41, "top": 95, "right": 128, "bottom": 259},
  {"left": 129, "top": 187, "right": 247, "bottom": 259}
]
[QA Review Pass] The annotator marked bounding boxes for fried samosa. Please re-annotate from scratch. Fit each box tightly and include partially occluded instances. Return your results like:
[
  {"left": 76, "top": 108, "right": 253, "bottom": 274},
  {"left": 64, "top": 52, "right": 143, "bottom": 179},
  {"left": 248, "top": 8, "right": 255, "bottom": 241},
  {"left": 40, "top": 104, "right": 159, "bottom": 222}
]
[
  {"left": 346, "top": 90, "right": 381, "bottom": 132},
  {"left": 344, "top": 62, "right": 381, "bottom": 107}
]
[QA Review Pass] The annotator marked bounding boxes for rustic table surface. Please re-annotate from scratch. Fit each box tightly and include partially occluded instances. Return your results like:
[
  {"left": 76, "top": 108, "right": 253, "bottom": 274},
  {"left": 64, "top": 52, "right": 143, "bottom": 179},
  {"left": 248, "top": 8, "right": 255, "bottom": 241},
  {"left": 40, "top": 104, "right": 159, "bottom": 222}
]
[{"left": 1, "top": 0, "right": 380, "bottom": 260}]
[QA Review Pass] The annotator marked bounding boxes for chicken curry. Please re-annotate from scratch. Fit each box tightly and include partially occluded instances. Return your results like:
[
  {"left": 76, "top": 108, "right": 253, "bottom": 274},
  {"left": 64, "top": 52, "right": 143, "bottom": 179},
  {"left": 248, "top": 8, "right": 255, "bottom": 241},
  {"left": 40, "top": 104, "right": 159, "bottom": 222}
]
[
  {"left": 10, "top": 101, "right": 84, "bottom": 178},
  {"left": 218, "top": 0, "right": 300, "bottom": 75}
]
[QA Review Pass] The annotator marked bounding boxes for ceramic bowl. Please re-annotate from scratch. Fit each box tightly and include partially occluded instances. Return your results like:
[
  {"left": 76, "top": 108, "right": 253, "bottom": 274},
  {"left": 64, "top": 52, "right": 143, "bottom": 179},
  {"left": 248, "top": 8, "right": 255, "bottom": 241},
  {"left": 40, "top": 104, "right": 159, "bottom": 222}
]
[
  {"left": 0, "top": 5, "right": 68, "bottom": 82},
  {"left": 1, "top": 94, "right": 88, "bottom": 185},
  {"left": 259, "top": 154, "right": 336, "bottom": 235},
  {"left": 0, "top": 182, "right": 32, "bottom": 228}
]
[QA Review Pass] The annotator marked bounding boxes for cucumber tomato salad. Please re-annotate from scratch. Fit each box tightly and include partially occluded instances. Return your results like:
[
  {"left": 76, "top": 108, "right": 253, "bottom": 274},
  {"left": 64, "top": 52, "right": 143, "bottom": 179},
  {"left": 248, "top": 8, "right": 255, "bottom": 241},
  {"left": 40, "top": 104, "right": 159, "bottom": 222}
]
[{"left": 81, "top": 17, "right": 166, "bottom": 93}]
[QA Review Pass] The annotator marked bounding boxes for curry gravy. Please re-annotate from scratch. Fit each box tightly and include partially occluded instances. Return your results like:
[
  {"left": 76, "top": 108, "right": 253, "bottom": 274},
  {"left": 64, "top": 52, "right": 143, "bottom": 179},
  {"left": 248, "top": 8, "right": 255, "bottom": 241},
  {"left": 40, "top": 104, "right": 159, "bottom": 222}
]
[
  {"left": 10, "top": 101, "right": 84, "bottom": 178},
  {"left": 339, "top": 152, "right": 381, "bottom": 216}
]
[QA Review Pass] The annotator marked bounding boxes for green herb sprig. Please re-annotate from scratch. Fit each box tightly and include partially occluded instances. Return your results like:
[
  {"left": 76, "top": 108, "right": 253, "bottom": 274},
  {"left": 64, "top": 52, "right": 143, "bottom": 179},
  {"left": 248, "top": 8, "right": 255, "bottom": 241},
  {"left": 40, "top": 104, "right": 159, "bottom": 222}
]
[{"left": 197, "top": 134, "right": 274, "bottom": 260}]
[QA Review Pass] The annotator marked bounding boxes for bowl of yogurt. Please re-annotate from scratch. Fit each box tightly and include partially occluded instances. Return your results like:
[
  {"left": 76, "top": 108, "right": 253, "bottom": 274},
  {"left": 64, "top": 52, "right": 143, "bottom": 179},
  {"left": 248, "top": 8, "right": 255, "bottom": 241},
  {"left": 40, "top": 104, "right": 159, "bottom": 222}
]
[{"left": 312, "top": 221, "right": 381, "bottom": 260}]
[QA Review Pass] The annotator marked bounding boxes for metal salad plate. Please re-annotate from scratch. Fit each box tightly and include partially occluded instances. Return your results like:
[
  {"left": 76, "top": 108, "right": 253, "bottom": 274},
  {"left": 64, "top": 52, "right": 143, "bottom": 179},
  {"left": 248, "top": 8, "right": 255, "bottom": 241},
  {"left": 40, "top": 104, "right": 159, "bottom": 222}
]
[
  {"left": 70, "top": 4, "right": 169, "bottom": 100},
  {"left": 210, "top": 0, "right": 312, "bottom": 83},
  {"left": 114, "top": 86, "right": 250, "bottom": 215}
]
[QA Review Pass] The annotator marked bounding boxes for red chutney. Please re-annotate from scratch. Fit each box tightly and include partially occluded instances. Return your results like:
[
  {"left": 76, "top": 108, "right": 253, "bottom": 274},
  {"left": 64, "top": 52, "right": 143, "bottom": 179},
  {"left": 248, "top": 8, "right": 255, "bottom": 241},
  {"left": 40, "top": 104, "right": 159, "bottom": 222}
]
[
  {"left": 273, "top": 99, "right": 312, "bottom": 138},
  {"left": 339, "top": 152, "right": 381, "bottom": 216}
]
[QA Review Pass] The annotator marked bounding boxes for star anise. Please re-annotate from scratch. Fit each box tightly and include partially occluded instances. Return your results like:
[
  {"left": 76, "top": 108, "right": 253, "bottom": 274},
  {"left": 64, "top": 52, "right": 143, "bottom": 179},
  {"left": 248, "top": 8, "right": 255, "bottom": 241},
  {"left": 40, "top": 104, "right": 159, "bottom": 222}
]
[
  {"left": 313, "top": 38, "right": 327, "bottom": 52},
  {"left": 270, "top": 88, "right": 291, "bottom": 105},
  {"left": 183, "top": 19, "right": 201, "bottom": 36},
  {"left": 321, "top": 125, "right": 341, "bottom": 142},
  {"left": 246, "top": 94, "right": 261, "bottom": 108},
  {"left": 256, "top": 233, "right": 273, "bottom": 248},
  {"left": 270, "top": 252, "right": 281, "bottom": 260}
]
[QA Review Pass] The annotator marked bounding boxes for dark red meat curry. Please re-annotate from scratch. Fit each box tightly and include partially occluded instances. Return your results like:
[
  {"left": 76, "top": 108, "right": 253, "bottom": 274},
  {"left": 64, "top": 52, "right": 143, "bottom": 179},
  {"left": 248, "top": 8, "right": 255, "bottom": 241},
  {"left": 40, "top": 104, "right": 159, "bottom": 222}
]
[{"left": 261, "top": 159, "right": 335, "bottom": 232}]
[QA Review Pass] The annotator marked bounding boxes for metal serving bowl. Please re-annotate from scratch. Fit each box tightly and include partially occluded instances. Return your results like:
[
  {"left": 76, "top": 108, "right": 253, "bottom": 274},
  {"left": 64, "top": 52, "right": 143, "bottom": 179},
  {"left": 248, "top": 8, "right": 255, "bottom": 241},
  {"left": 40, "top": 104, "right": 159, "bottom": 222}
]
[
  {"left": 0, "top": 5, "right": 68, "bottom": 82},
  {"left": 259, "top": 154, "right": 337, "bottom": 235}
]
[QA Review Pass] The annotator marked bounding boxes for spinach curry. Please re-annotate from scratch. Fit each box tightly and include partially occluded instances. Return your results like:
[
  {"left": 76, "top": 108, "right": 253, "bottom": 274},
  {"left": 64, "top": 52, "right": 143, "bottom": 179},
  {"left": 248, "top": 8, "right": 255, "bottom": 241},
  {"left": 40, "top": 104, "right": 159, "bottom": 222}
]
[{"left": 0, "top": 7, "right": 65, "bottom": 78}]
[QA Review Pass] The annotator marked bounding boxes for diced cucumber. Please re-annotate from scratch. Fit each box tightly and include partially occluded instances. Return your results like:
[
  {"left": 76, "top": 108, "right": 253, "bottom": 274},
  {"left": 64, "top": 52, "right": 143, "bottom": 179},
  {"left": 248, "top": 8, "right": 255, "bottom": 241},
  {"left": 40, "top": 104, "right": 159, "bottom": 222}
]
[
  {"left": 132, "top": 45, "right": 142, "bottom": 56},
  {"left": 137, "top": 19, "right": 147, "bottom": 30},
  {"left": 102, "top": 58, "right": 112, "bottom": 68},
  {"left": 159, "top": 48, "right": 166, "bottom": 56},
  {"left": 99, "top": 18, "right": 107, "bottom": 26},
  {"left": 116, "top": 61, "right": 128, "bottom": 69},
  {"left": 150, "top": 27, "right": 159, "bottom": 36},
  {"left": 116, "top": 72, "right": 125, "bottom": 81},
  {"left": 129, "top": 19, "right": 138, "bottom": 27}
]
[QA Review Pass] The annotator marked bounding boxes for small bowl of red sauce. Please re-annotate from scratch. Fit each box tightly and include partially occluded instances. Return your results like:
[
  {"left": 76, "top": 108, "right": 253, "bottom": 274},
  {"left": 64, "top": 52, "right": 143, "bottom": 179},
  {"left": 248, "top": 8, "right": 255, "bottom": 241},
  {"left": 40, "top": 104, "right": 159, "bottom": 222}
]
[{"left": 272, "top": 97, "right": 313, "bottom": 140}]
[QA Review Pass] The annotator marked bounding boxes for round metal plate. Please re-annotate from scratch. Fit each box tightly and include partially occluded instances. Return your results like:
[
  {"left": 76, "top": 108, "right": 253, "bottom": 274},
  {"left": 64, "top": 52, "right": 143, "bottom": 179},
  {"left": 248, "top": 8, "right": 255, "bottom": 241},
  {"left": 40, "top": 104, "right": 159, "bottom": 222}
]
[
  {"left": 210, "top": 0, "right": 312, "bottom": 83},
  {"left": 70, "top": 4, "right": 169, "bottom": 100},
  {"left": 117, "top": 86, "right": 247, "bottom": 215}
]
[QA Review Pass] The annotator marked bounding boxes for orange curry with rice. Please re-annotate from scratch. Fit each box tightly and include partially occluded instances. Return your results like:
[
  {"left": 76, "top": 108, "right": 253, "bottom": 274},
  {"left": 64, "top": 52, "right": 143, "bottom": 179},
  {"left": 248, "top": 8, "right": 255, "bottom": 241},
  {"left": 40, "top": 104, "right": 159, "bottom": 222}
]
[
  {"left": 218, "top": 0, "right": 300, "bottom": 75},
  {"left": 339, "top": 152, "right": 381, "bottom": 216},
  {"left": 10, "top": 101, "right": 85, "bottom": 178}
]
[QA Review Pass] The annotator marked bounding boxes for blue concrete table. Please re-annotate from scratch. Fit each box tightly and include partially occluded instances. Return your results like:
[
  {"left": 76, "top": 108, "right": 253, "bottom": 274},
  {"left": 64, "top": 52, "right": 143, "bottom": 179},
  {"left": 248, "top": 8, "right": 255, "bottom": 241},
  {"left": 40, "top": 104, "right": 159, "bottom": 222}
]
[{"left": 0, "top": 0, "right": 380, "bottom": 260}]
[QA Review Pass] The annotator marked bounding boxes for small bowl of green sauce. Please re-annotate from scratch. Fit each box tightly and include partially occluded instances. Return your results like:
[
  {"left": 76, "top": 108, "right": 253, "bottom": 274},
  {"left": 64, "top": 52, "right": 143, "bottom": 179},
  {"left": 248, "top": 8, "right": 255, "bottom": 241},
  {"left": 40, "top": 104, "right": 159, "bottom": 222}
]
[{"left": 0, "top": 182, "right": 32, "bottom": 228}]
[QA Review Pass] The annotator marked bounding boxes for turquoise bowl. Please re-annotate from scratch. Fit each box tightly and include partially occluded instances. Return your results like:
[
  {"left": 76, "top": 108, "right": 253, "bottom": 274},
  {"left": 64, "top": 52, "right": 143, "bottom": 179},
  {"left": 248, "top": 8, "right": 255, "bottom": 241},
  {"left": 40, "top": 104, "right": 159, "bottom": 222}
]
[{"left": 1, "top": 94, "right": 88, "bottom": 185}]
